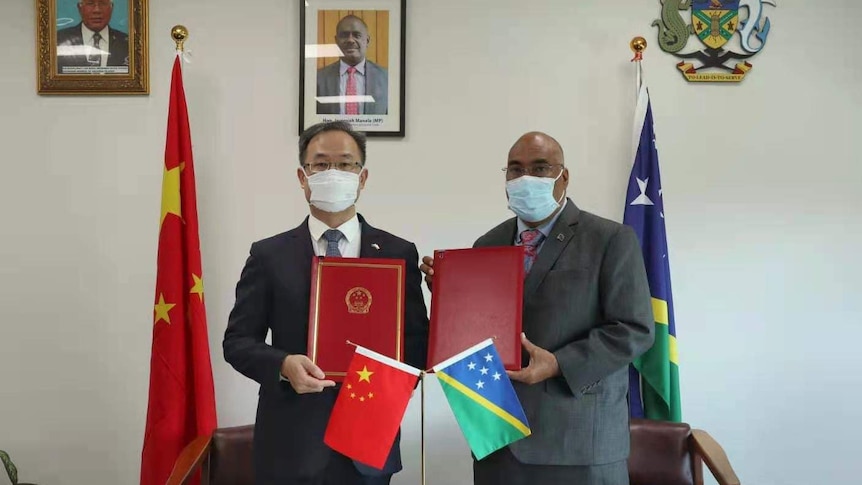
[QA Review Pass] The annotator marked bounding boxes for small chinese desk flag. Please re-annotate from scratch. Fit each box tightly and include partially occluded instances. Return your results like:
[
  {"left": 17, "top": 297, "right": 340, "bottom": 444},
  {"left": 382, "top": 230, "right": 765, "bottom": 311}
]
[{"left": 324, "top": 345, "right": 421, "bottom": 469}]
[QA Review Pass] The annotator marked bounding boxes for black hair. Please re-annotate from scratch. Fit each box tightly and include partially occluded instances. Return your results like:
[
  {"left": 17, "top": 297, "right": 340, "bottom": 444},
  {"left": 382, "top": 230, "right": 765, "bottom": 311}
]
[
  {"left": 298, "top": 121, "right": 367, "bottom": 166},
  {"left": 336, "top": 14, "right": 369, "bottom": 32}
]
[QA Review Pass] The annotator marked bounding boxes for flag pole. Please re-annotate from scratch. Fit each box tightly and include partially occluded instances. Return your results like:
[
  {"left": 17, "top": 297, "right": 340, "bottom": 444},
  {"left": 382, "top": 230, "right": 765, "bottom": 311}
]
[
  {"left": 629, "top": 35, "right": 648, "bottom": 182},
  {"left": 420, "top": 371, "right": 426, "bottom": 485},
  {"left": 630, "top": 36, "right": 647, "bottom": 95}
]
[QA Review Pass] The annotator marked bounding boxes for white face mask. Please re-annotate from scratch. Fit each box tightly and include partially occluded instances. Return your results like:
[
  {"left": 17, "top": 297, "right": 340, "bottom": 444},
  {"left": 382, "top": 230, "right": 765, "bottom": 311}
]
[
  {"left": 506, "top": 170, "right": 564, "bottom": 222},
  {"left": 305, "top": 169, "right": 362, "bottom": 213}
]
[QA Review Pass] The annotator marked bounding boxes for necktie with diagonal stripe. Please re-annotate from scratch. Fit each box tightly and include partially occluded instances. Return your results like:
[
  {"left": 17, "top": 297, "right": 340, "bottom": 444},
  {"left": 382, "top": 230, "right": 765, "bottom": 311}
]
[
  {"left": 323, "top": 229, "right": 343, "bottom": 257},
  {"left": 88, "top": 32, "right": 102, "bottom": 65},
  {"left": 345, "top": 66, "right": 359, "bottom": 115},
  {"left": 519, "top": 229, "right": 544, "bottom": 275}
]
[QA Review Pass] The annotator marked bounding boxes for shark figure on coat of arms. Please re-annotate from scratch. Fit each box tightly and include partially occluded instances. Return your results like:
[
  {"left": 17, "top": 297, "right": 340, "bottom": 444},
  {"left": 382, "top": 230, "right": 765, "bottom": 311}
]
[{"left": 652, "top": 0, "right": 776, "bottom": 82}]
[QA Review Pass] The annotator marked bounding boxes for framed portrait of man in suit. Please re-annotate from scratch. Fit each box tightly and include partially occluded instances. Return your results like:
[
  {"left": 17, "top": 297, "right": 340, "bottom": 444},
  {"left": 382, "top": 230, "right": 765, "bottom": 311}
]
[
  {"left": 36, "top": 0, "right": 149, "bottom": 95},
  {"left": 300, "top": 0, "right": 406, "bottom": 137}
]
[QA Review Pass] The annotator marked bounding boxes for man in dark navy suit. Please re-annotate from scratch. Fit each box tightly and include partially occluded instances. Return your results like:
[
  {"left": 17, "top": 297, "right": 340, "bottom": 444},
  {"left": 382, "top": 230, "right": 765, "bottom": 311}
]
[
  {"left": 224, "top": 121, "right": 428, "bottom": 485},
  {"left": 56, "top": 0, "right": 129, "bottom": 73}
]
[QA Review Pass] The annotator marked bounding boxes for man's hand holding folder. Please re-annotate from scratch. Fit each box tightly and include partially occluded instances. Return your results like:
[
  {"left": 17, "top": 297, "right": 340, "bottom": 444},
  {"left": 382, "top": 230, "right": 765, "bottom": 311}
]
[{"left": 280, "top": 354, "right": 336, "bottom": 393}]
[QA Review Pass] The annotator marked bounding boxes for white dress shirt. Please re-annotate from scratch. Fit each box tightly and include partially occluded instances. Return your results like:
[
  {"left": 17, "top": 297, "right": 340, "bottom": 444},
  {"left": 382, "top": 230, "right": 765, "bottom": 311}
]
[
  {"left": 307, "top": 212, "right": 361, "bottom": 258},
  {"left": 338, "top": 59, "right": 367, "bottom": 115},
  {"left": 81, "top": 23, "right": 110, "bottom": 67}
]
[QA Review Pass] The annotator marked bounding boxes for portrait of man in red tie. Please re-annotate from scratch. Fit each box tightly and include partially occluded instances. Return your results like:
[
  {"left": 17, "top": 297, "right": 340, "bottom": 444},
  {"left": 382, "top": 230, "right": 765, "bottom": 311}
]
[{"left": 316, "top": 12, "right": 389, "bottom": 116}]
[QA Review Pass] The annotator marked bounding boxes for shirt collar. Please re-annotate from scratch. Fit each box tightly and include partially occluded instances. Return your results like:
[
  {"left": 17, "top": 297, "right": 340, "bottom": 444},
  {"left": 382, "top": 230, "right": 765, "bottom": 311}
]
[
  {"left": 516, "top": 199, "right": 568, "bottom": 243},
  {"left": 81, "top": 23, "right": 109, "bottom": 43},
  {"left": 308, "top": 212, "right": 360, "bottom": 243},
  {"left": 340, "top": 59, "right": 366, "bottom": 76}
]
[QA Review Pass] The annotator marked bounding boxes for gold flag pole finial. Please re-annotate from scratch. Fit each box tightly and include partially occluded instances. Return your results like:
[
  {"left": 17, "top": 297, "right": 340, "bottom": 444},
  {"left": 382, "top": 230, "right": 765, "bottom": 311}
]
[
  {"left": 171, "top": 25, "right": 189, "bottom": 52},
  {"left": 630, "top": 36, "right": 647, "bottom": 62}
]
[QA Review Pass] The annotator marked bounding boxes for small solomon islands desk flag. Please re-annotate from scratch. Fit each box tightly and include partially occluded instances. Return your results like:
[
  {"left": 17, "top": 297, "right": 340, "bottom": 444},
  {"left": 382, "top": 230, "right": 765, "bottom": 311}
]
[
  {"left": 324, "top": 345, "right": 421, "bottom": 469},
  {"left": 432, "top": 338, "right": 531, "bottom": 460}
]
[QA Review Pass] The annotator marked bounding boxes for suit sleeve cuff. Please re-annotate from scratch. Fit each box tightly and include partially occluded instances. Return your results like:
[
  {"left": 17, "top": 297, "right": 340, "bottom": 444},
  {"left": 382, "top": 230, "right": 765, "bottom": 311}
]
[
  {"left": 553, "top": 347, "right": 598, "bottom": 400},
  {"left": 267, "top": 350, "right": 289, "bottom": 389}
]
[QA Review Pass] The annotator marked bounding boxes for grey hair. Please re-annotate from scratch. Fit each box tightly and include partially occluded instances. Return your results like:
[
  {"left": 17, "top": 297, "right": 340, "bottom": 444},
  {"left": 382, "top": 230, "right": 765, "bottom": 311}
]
[{"left": 298, "top": 121, "right": 367, "bottom": 166}]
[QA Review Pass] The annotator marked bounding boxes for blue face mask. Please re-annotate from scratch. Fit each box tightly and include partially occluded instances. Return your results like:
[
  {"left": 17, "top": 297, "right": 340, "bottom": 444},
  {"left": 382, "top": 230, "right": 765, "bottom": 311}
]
[{"left": 506, "top": 171, "right": 564, "bottom": 222}]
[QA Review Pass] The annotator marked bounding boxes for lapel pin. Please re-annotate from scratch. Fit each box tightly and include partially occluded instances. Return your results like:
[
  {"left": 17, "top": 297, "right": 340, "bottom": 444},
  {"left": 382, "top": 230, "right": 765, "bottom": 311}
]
[
  {"left": 556, "top": 233, "right": 565, "bottom": 242},
  {"left": 371, "top": 243, "right": 381, "bottom": 250}
]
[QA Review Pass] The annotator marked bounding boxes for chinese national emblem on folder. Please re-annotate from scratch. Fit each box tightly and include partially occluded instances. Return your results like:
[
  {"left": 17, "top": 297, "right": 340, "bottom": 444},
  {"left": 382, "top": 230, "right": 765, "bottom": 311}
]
[{"left": 346, "top": 287, "right": 372, "bottom": 314}]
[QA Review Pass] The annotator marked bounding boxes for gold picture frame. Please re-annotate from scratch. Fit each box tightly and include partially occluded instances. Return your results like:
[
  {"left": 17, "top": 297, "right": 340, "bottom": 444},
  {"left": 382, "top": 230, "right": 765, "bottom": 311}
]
[{"left": 36, "top": 0, "right": 149, "bottom": 95}]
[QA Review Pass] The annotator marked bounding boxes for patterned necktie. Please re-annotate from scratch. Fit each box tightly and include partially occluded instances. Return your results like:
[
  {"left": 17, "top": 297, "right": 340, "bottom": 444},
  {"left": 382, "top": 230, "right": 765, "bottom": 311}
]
[
  {"left": 323, "top": 229, "right": 344, "bottom": 257},
  {"left": 345, "top": 66, "right": 359, "bottom": 115},
  {"left": 88, "top": 32, "right": 102, "bottom": 65},
  {"left": 519, "top": 229, "right": 544, "bottom": 275}
]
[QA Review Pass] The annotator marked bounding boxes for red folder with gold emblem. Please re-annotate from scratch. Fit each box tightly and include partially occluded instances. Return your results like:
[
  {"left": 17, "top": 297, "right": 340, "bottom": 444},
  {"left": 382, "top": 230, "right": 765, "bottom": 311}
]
[
  {"left": 307, "top": 256, "right": 406, "bottom": 381},
  {"left": 427, "top": 246, "right": 525, "bottom": 371}
]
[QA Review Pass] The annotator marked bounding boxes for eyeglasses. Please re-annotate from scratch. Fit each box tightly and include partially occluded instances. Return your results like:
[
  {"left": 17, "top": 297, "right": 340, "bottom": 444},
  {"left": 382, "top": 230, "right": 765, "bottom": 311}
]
[
  {"left": 80, "top": 0, "right": 113, "bottom": 8},
  {"left": 502, "top": 164, "right": 563, "bottom": 180},
  {"left": 303, "top": 161, "right": 363, "bottom": 173}
]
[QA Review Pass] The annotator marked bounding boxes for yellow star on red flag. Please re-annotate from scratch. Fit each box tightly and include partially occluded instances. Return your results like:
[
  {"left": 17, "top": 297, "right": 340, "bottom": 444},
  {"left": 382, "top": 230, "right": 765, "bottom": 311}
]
[
  {"left": 190, "top": 274, "right": 204, "bottom": 302},
  {"left": 160, "top": 162, "right": 184, "bottom": 225},
  {"left": 356, "top": 365, "right": 374, "bottom": 383},
  {"left": 154, "top": 293, "right": 176, "bottom": 325}
]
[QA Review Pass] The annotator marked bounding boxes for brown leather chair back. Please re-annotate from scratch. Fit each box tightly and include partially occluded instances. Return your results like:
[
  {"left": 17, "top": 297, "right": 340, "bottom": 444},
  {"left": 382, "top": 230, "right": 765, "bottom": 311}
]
[
  {"left": 187, "top": 420, "right": 711, "bottom": 485},
  {"left": 207, "top": 425, "right": 254, "bottom": 485},
  {"left": 628, "top": 419, "right": 695, "bottom": 485}
]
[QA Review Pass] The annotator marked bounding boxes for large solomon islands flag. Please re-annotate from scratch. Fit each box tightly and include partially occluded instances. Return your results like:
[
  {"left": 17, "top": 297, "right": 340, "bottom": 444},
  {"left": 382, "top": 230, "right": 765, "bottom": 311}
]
[{"left": 624, "top": 78, "right": 682, "bottom": 422}]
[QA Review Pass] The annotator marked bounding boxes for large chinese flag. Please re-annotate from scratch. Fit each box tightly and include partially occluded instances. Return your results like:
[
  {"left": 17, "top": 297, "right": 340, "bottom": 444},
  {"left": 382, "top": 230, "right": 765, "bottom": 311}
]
[{"left": 140, "top": 56, "right": 217, "bottom": 485}]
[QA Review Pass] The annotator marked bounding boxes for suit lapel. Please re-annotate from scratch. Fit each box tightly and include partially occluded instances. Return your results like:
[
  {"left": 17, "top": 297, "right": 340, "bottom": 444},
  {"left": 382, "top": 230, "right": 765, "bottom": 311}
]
[
  {"left": 486, "top": 219, "right": 519, "bottom": 248},
  {"left": 290, "top": 217, "right": 315, "bottom": 265},
  {"left": 265, "top": 218, "right": 315, "bottom": 295},
  {"left": 72, "top": 24, "right": 84, "bottom": 44},
  {"left": 359, "top": 215, "right": 386, "bottom": 258},
  {"left": 366, "top": 63, "right": 382, "bottom": 113},
  {"left": 108, "top": 28, "right": 124, "bottom": 66},
  {"left": 523, "top": 202, "right": 580, "bottom": 301},
  {"left": 326, "top": 64, "right": 340, "bottom": 101},
  {"left": 67, "top": 24, "right": 86, "bottom": 65}
]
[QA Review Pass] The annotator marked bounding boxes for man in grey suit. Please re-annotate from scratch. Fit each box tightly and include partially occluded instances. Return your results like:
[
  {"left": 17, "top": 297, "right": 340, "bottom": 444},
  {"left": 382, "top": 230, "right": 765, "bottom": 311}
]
[
  {"left": 316, "top": 15, "right": 388, "bottom": 115},
  {"left": 56, "top": 0, "right": 129, "bottom": 74},
  {"left": 421, "top": 132, "right": 655, "bottom": 484}
]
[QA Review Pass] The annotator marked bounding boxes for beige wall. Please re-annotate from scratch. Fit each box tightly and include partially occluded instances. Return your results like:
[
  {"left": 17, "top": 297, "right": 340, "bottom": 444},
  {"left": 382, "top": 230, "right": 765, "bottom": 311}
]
[{"left": 1, "top": 0, "right": 860, "bottom": 484}]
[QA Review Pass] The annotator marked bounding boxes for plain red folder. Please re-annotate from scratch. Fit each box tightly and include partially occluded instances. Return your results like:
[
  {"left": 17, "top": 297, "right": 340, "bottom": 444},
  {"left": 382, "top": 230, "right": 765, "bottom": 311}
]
[
  {"left": 427, "top": 246, "right": 525, "bottom": 371},
  {"left": 307, "top": 256, "right": 406, "bottom": 381}
]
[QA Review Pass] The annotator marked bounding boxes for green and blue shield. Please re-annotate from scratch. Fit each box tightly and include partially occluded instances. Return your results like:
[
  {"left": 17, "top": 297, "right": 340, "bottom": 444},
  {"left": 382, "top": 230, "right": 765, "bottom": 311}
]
[{"left": 692, "top": 0, "right": 740, "bottom": 49}]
